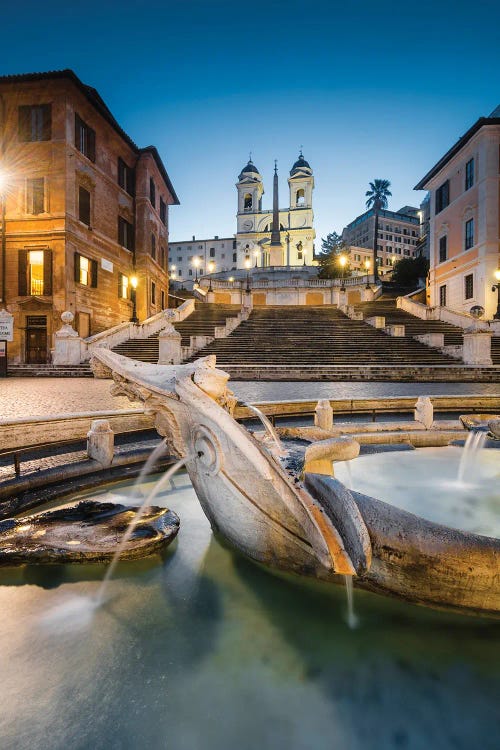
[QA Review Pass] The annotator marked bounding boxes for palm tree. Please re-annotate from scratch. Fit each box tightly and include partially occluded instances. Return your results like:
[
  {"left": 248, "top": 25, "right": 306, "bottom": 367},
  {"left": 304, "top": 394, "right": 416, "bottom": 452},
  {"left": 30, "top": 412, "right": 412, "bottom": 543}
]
[{"left": 365, "top": 179, "right": 392, "bottom": 282}]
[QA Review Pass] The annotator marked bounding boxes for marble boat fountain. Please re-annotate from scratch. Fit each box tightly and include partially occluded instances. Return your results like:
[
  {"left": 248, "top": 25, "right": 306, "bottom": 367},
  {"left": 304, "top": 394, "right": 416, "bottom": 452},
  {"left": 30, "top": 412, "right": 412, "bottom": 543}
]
[{"left": 88, "top": 350, "right": 499, "bottom": 618}]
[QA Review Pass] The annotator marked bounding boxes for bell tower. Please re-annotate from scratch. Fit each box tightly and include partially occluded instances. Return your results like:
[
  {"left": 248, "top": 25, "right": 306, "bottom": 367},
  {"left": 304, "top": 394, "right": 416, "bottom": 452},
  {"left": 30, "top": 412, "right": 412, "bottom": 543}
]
[
  {"left": 288, "top": 151, "right": 314, "bottom": 210},
  {"left": 236, "top": 158, "right": 264, "bottom": 236}
]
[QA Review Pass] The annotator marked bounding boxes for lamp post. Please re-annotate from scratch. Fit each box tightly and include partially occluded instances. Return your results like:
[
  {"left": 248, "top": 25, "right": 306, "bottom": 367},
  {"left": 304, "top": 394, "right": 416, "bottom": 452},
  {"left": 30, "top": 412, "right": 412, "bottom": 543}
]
[
  {"left": 492, "top": 269, "right": 500, "bottom": 320},
  {"left": 339, "top": 255, "right": 347, "bottom": 292},
  {"left": 364, "top": 258, "right": 371, "bottom": 288},
  {"left": 208, "top": 260, "right": 215, "bottom": 292},
  {"left": 245, "top": 257, "right": 251, "bottom": 293},
  {"left": 130, "top": 275, "right": 138, "bottom": 324},
  {"left": 193, "top": 256, "right": 200, "bottom": 287}
]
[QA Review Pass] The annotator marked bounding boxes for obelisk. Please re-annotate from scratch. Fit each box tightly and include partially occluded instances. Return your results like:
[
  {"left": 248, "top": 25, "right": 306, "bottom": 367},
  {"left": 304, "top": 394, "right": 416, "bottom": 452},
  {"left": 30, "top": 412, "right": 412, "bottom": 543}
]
[{"left": 268, "top": 161, "right": 284, "bottom": 266}]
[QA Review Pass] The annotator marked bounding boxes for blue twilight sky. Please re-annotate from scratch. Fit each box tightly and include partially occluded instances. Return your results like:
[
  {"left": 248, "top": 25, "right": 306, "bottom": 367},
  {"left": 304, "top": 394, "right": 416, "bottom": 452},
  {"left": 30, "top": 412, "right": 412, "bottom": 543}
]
[{"left": 0, "top": 0, "right": 499, "bottom": 247}]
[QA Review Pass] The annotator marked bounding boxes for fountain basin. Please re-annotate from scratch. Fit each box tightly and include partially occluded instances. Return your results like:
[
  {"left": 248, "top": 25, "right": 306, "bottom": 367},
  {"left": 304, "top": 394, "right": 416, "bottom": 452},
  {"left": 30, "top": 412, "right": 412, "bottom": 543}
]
[{"left": 0, "top": 500, "right": 180, "bottom": 566}]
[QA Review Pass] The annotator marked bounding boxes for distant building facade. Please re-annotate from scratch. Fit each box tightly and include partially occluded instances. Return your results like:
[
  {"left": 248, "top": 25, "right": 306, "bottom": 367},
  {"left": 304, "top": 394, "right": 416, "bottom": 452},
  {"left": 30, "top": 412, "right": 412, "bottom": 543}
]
[
  {"left": 0, "top": 69, "right": 178, "bottom": 364},
  {"left": 342, "top": 206, "right": 421, "bottom": 276},
  {"left": 415, "top": 105, "right": 500, "bottom": 318},
  {"left": 170, "top": 154, "right": 316, "bottom": 284}
]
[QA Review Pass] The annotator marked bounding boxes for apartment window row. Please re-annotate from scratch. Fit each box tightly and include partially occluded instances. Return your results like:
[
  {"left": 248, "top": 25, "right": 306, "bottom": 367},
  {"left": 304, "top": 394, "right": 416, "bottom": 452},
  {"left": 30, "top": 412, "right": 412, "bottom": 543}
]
[{"left": 435, "top": 158, "right": 475, "bottom": 215}]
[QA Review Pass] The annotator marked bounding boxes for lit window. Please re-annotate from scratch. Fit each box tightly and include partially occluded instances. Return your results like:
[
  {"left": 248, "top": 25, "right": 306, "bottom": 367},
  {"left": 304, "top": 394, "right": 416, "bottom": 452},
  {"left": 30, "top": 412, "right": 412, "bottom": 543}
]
[
  {"left": 75, "top": 253, "right": 97, "bottom": 288},
  {"left": 80, "top": 255, "right": 90, "bottom": 286},
  {"left": 29, "top": 250, "right": 44, "bottom": 295},
  {"left": 119, "top": 274, "right": 129, "bottom": 299}
]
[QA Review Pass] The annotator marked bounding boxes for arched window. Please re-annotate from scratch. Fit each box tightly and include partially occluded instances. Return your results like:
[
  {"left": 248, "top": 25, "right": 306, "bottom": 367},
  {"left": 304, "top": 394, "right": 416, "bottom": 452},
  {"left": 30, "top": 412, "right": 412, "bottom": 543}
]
[
  {"left": 244, "top": 193, "right": 252, "bottom": 210},
  {"left": 296, "top": 189, "right": 305, "bottom": 206}
]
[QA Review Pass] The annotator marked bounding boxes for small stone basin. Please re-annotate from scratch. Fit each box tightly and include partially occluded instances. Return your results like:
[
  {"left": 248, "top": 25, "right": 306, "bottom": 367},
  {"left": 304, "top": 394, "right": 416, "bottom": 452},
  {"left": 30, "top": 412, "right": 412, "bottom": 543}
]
[{"left": 0, "top": 500, "right": 180, "bottom": 566}]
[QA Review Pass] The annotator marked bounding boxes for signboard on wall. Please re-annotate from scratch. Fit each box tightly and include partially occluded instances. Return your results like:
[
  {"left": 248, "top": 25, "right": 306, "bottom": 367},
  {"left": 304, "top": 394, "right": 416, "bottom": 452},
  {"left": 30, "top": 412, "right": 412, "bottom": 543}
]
[
  {"left": 0, "top": 310, "right": 14, "bottom": 342},
  {"left": 101, "top": 259, "right": 113, "bottom": 273}
]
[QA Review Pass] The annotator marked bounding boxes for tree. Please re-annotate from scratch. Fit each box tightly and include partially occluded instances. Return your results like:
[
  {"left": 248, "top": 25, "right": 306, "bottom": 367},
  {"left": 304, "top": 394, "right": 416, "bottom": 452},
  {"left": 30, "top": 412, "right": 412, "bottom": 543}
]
[
  {"left": 365, "top": 179, "right": 392, "bottom": 282},
  {"left": 317, "top": 232, "right": 351, "bottom": 278},
  {"left": 391, "top": 256, "right": 429, "bottom": 288}
]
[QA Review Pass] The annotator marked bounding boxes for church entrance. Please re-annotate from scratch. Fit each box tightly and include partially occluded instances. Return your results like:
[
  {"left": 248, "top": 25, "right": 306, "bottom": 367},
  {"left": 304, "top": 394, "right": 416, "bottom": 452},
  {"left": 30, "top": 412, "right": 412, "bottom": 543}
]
[{"left": 26, "top": 316, "right": 47, "bottom": 363}]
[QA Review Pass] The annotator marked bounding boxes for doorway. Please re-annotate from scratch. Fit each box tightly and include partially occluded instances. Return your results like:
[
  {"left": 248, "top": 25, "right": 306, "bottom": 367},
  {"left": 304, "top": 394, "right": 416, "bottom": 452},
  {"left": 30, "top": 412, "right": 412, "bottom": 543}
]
[{"left": 26, "top": 316, "right": 47, "bottom": 364}]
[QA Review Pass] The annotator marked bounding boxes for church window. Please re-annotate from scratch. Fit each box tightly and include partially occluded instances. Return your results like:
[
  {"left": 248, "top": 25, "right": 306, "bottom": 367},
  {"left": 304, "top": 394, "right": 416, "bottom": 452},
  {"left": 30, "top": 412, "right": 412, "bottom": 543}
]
[
  {"left": 244, "top": 193, "right": 252, "bottom": 210},
  {"left": 296, "top": 189, "right": 305, "bottom": 206}
]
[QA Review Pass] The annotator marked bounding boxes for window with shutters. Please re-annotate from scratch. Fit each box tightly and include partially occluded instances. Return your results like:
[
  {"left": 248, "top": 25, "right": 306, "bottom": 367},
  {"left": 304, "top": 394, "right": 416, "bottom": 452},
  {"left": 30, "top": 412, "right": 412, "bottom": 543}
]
[
  {"left": 151, "top": 281, "right": 156, "bottom": 305},
  {"left": 118, "top": 158, "right": 135, "bottom": 196},
  {"left": 439, "top": 235, "right": 447, "bottom": 263},
  {"left": 75, "top": 114, "right": 96, "bottom": 162},
  {"left": 150, "top": 178, "right": 156, "bottom": 208},
  {"left": 464, "top": 274, "right": 474, "bottom": 300},
  {"left": 465, "top": 218, "right": 474, "bottom": 250},
  {"left": 465, "top": 158, "right": 474, "bottom": 191},
  {"left": 118, "top": 273, "right": 129, "bottom": 299},
  {"left": 439, "top": 285, "right": 447, "bottom": 307},
  {"left": 151, "top": 234, "right": 156, "bottom": 260},
  {"left": 18, "top": 104, "right": 51, "bottom": 141},
  {"left": 18, "top": 248, "right": 52, "bottom": 296},
  {"left": 78, "top": 186, "right": 91, "bottom": 225},
  {"left": 118, "top": 217, "right": 135, "bottom": 251},
  {"left": 160, "top": 197, "right": 167, "bottom": 225},
  {"left": 75, "top": 253, "right": 98, "bottom": 288},
  {"left": 435, "top": 180, "right": 450, "bottom": 214},
  {"left": 27, "top": 178, "right": 45, "bottom": 214}
]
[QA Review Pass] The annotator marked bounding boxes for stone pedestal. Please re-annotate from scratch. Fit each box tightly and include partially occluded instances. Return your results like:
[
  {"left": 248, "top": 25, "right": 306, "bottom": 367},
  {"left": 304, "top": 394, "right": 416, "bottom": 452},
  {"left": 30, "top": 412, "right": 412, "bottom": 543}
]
[
  {"left": 158, "top": 324, "right": 182, "bottom": 365},
  {"left": 361, "top": 287, "right": 375, "bottom": 302},
  {"left": 87, "top": 419, "right": 114, "bottom": 467},
  {"left": 243, "top": 292, "right": 253, "bottom": 310},
  {"left": 366, "top": 316, "right": 385, "bottom": 328},
  {"left": 314, "top": 399, "right": 333, "bottom": 431},
  {"left": 463, "top": 330, "right": 493, "bottom": 365},
  {"left": 52, "top": 311, "right": 83, "bottom": 365},
  {"left": 269, "top": 243, "right": 284, "bottom": 267},
  {"left": 414, "top": 396, "right": 433, "bottom": 429},
  {"left": 386, "top": 324, "right": 405, "bottom": 337},
  {"left": 206, "top": 290, "right": 215, "bottom": 303}
]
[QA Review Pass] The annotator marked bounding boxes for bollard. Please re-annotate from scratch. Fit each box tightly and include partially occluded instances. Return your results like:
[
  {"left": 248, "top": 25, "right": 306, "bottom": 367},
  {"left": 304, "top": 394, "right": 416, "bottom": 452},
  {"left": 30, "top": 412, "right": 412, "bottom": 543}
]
[
  {"left": 87, "top": 419, "right": 114, "bottom": 467},
  {"left": 314, "top": 399, "right": 333, "bottom": 431}
]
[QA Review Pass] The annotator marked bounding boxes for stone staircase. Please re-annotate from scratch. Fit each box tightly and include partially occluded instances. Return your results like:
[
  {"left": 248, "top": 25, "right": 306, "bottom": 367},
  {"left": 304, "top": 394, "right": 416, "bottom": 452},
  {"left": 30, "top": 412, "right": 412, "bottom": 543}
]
[
  {"left": 186, "top": 305, "right": 462, "bottom": 366},
  {"left": 7, "top": 363, "right": 93, "bottom": 377},
  {"left": 112, "top": 303, "right": 242, "bottom": 363},
  {"left": 354, "top": 295, "right": 500, "bottom": 364}
]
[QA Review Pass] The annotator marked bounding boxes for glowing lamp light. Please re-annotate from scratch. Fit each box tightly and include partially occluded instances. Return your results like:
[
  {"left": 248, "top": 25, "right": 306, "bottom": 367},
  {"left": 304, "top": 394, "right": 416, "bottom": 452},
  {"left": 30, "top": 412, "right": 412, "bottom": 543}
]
[
  {"left": 244, "top": 258, "right": 251, "bottom": 270},
  {"left": 193, "top": 257, "right": 200, "bottom": 269},
  {"left": 494, "top": 269, "right": 500, "bottom": 282},
  {"left": 339, "top": 255, "right": 347, "bottom": 268},
  {"left": 130, "top": 275, "right": 138, "bottom": 290},
  {"left": 208, "top": 261, "right": 215, "bottom": 273},
  {"left": 364, "top": 259, "right": 371, "bottom": 269},
  {"left": 229, "top": 276, "right": 234, "bottom": 282}
]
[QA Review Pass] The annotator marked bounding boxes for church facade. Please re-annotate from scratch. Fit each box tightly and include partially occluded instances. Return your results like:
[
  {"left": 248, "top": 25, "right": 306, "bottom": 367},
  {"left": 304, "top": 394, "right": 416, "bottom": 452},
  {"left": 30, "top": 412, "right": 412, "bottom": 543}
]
[
  {"left": 235, "top": 155, "right": 316, "bottom": 268},
  {"left": 170, "top": 154, "right": 316, "bottom": 283}
]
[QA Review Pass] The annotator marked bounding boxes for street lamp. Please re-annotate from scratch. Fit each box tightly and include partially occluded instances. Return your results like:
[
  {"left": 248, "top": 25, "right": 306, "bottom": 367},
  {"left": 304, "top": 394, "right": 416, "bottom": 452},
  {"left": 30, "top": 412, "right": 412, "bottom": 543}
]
[
  {"left": 339, "top": 255, "right": 347, "bottom": 292},
  {"left": 364, "top": 258, "right": 371, "bottom": 288},
  {"left": 130, "top": 275, "right": 138, "bottom": 323},
  {"left": 244, "top": 257, "right": 251, "bottom": 293},
  {"left": 492, "top": 269, "right": 500, "bottom": 320},
  {"left": 193, "top": 256, "right": 200, "bottom": 285},
  {"left": 208, "top": 260, "right": 215, "bottom": 292}
]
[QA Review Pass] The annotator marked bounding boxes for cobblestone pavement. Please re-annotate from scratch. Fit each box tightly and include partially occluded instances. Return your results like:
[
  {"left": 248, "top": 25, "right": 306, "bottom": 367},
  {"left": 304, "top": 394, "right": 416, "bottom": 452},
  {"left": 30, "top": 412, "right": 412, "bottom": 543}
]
[
  {"left": 0, "top": 378, "right": 136, "bottom": 420},
  {"left": 1, "top": 377, "right": 498, "bottom": 422}
]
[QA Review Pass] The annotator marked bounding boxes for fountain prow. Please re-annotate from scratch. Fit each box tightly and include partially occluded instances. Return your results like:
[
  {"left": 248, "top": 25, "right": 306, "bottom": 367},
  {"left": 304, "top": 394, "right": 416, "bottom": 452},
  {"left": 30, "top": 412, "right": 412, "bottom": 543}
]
[{"left": 91, "top": 350, "right": 500, "bottom": 617}]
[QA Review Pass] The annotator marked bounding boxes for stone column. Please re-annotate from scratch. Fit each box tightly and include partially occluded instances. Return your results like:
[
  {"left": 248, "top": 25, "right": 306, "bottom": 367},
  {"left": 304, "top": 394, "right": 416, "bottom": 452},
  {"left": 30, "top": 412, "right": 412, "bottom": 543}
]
[
  {"left": 314, "top": 399, "right": 333, "bottom": 431},
  {"left": 158, "top": 324, "right": 182, "bottom": 365},
  {"left": 87, "top": 419, "right": 114, "bottom": 467},
  {"left": 52, "top": 311, "right": 83, "bottom": 365}
]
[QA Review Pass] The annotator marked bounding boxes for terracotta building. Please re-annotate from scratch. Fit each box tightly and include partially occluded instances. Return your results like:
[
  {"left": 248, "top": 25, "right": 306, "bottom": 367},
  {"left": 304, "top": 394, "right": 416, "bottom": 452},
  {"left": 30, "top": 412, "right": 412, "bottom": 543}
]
[
  {"left": 415, "top": 105, "right": 500, "bottom": 318},
  {"left": 0, "top": 69, "right": 179, "bottom": 364}
]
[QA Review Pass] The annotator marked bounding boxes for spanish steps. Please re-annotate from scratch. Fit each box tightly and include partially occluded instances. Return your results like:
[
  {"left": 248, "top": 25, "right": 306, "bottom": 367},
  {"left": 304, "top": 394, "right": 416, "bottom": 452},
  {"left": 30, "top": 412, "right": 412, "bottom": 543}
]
[{"left": 186, "top": 303, "right": 460, "bottom": 366}]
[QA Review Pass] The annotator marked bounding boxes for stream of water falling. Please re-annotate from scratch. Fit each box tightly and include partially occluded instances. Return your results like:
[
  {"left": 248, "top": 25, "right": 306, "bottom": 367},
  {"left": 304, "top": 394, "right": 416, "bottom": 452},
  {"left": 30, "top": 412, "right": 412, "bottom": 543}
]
[
  {"left": 457, "top": 431, "right": 487, "bottom": 484},
  {"left": 344, "top": 575, "right": 358, "bottom": 629},
  {"left": 95, "top": 451, "right": 190, "bottom": 605},
  {"left": 242, "top": 402, "right": 284, "bottom": 452}
]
